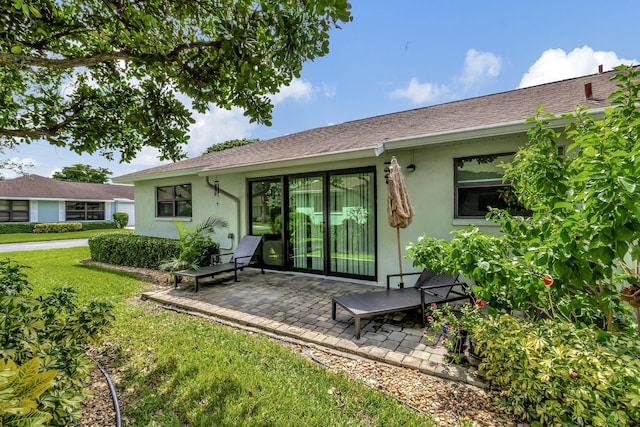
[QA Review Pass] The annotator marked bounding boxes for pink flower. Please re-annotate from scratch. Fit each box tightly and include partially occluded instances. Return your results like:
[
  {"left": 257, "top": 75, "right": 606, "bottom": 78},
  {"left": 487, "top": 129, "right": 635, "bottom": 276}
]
[
  {"left": 426, "top": 316, "right": 433, "bottom": 322},
  {"left": 422, "top": 331, "right": 428, "bottom": 336},
  {"left": 446, "top": 324, "right": 453, "bottom": 329},
  {"left": 430, "top": 303, "right": 436, "bottom": 308},
  {"left": 475, "top": 299, "right": 485, "bottom": 308},
  {"left": 542, "top": 274, "right": 554, "bottom": 287}
]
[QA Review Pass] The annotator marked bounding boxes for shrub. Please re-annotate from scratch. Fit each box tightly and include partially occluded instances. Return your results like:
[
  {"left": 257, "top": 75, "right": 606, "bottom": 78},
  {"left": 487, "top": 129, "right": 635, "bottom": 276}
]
[
  {"left": 112, "top": 212, "right": 129, "bottom": 229},
  {"left": 0, "top": 357, "right": 57, "bottom": 425},
  {"left": 80, "top": 221, "right": 119, "bottom": 230},
  {"left": 159, "top": 217, "right": 227, "bottom": 271},
  {"left": 89, "top": 233, "right": 180, "bottom": 269},
  {"left": 0, "top": 223, "right": 36, "bottom": 233},
  {"left": 0, "top": 260, "right": 114, "bottom": 425},
  {"left": 473, "top": 315, "right": 640, "bottom": 427},
  {"left": 33, "top": 222, "right": 82, "bottom": 233}
]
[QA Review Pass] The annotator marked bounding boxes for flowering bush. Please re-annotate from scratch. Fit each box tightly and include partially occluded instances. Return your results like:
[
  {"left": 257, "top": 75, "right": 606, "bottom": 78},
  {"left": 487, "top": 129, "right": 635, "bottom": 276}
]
[{"left": 422, "top": 299, "right": 486, "bottom": 362}]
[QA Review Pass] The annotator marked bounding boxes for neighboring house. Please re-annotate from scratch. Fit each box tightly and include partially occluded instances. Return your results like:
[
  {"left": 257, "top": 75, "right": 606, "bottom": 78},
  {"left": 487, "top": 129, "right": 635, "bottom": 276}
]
[
  {"left": 0, "top": 175, "right": 135, "bottom": 226},
  {"left": 114, "top": 68, "right": 625, "bottom": 285}
]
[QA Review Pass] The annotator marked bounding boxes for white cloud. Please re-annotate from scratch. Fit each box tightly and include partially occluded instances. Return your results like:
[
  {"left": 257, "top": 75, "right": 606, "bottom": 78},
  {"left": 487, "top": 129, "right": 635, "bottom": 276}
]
[
  {"left": 390, "top": 49, "right": 501, "bottom": 104},
  {"left": 186, "top": 106, "right": 258, "bottom": 156},
  {"left": 322, "top": 82, "right": 337, "bottom": 97},
  {"left": 130, "top": 77, "right": 316, "bottom": 163},
  {"left": 270, "top": 78, "right": 313, "bottom": 104},
  {"left": 519, "top": 46, "right": 638, "bottom": 88},
  {"left": 389, "top": 77, "right": 448, "bottom": 104},
  {"left": 458, "top": 49, "right": 502, "bottom": 88}
]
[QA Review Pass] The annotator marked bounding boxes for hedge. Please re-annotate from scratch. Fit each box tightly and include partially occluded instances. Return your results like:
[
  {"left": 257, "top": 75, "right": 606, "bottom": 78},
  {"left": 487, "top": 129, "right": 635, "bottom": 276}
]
[
  {"left": 0, "top": 223, "right": 36, "bottom": 233},
  {"left": 88, "top": 233, "right": 180, "bottom": 269},
  {"left": 33, "top": 222, "right": 83, "bottom": 233}
]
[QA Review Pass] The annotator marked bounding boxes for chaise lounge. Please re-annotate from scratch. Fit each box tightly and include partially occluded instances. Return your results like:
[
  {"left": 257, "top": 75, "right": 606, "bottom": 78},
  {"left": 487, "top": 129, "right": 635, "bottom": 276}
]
[
  {"left": 173, "top": 235, "right": 264, "bottom": 292},
  {"left": 332, "top": 269, "right": 473, "bottom": 339}
]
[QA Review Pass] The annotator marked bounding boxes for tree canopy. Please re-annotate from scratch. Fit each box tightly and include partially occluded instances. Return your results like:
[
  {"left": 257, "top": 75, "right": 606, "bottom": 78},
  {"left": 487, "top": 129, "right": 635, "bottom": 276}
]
[
  {"left": 203, "top": 138, "right": 259, "bottom": 154},
  {"left": 51, "top": 163, "right": 112, "bottom": 183},
  {"left": 0, "top": 1, "right": 352, "bottom": 163}
]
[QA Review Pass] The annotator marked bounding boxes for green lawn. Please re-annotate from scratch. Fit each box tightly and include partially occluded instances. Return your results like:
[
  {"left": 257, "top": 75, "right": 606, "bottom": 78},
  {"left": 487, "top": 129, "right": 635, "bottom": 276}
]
[
  {"left": 3, "top": 247, "right": 435, "bottom": 426},
  {"left": 0, "top": 228, "right": 132, "bottom": 244}
]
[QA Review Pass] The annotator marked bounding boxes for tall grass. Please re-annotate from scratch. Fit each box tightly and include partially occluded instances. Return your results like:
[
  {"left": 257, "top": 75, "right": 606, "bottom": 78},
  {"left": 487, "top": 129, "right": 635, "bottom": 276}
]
[{"left": 3, "top": 247, "right": 435, "bottom": 426}]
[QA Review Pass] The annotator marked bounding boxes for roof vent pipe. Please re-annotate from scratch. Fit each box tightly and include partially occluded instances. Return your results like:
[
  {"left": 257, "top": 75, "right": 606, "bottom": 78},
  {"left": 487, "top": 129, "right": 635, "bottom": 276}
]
[
  {"left": 598, "top": 64, "right": 604, "bottom": 73},
  {"left": 584, "top": 83, "right": 593, "bottom": 100}
]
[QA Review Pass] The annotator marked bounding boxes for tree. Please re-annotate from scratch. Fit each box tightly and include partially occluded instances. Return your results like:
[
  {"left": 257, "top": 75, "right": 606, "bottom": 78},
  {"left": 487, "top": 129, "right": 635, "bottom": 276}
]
[
  {"left": 1, "top": 1, "right": 352, "bottom": 162},
  {"left": 203, "top": 138, "right": 259, "bottom": 154},
  {"left": 408, "top": 65, "right": 640, "bottom": 332},
  {"left": 52, "top": 163, "right": 112, "bottom": 183}
]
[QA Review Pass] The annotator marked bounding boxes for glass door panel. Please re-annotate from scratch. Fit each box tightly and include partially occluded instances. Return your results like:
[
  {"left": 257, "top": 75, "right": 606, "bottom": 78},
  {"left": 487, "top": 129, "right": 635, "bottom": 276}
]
[
  {"left": 249, "top": 179, "right": 284, "bottom": 267},
  {"left": 328, "top": 171, "right": 376, "bottom": 277},
  {"left": 288, "top": 175, "right": 325, "bottom": 272}
]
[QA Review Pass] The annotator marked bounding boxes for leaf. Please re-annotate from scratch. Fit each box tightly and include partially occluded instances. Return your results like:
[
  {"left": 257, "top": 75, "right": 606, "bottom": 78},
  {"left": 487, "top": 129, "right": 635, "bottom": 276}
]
[
  {"left": 617, "top": 176, "right": 636, "bottom": 194},
  {"left": 10, "top": 45, "right": 22, "bottom": 54}
]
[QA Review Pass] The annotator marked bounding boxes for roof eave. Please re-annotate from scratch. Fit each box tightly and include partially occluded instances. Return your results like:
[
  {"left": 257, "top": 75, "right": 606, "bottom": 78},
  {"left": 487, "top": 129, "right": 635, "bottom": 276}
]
[
  {"left": 375, "top": 107, "right": 606, "bottom": 155},
  {"left": 198, "top": 146, "right": 374, "bottom": 176}
]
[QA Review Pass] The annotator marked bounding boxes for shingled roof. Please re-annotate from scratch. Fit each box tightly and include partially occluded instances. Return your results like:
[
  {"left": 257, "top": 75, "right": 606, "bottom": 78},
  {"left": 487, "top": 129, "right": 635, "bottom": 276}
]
[
  {"left": 0, "top": 175, "right": 134, "bottom": 200},
  {"left": 115, "top": 68, "right": 624, "bottom": 182}
]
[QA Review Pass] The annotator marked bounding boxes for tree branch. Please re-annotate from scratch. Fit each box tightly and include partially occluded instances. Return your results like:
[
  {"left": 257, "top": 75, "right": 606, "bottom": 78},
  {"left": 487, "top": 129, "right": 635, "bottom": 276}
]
[{"left": 0, "top": 52, "right": 133, "bottom": 69}]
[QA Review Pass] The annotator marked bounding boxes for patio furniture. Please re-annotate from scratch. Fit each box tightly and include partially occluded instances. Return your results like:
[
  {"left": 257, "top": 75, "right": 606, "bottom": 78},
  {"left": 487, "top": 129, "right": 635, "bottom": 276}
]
[
  {"left": 332, "top": 269, "right": 472, "bottom": 339},
  {"left": 173, "top": 235, "right": 264, "bottom": 292}
]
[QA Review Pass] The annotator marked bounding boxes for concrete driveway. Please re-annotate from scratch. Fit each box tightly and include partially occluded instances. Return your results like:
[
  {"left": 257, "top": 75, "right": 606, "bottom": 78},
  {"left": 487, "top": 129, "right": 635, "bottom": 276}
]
[{"left": 0, "top": 239, "right": 89, "bottom": 253}]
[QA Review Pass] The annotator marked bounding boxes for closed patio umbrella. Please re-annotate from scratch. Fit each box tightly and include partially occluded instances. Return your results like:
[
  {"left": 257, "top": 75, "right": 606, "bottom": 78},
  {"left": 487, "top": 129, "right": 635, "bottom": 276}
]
[{"left": 386, "top": 156, "right": 415, "bottom": 287}]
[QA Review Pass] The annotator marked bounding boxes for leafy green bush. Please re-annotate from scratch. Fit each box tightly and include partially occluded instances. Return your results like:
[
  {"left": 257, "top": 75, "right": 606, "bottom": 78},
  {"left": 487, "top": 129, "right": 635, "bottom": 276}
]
[
  {"left": 112, "top": 212, "right": 129, "bottom": 229},
  {"left": 159, "top": 217, "right": 227, "bottom": 271},
  {"left": 0, "top": 357, "right": 57, "bottom": 426},
  {"left": 472, "top": 315, "right": 640, "bottom": 427},
  {"left": 0, "top": 260, "right": 114, "bottom": 426},
  {"left": 90, "top": 231, "right": 222, "bottom": 271},
  {"left": 408, "top": 66, "right": 640, "bottom": 330},
  {"left": 80, "top": 221, "right": 119, "bottom": 230},
  {"left": 89, "top": 233, "right": 180, "bottom": 269},
  {"left": 0, "top": 223, "right": 36, "bottom": 233},
  {"left": 33, "top": 222, "right": 82, "bottom": 233}
]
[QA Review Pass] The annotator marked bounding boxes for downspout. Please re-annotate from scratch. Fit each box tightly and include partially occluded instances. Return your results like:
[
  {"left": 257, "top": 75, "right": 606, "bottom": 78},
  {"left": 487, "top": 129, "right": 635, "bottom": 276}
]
[{"left": 206, "top": 176, "right": 241, "bottom": 250}]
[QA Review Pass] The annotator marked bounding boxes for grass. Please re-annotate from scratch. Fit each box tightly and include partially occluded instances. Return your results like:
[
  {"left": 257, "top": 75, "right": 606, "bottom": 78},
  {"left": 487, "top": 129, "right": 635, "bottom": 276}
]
[
  {"left": 3, "top": 247, "right": 436, "bottom": 427},
  {"left": 0, "top": 228, "right": 132, "bottom": 244}
]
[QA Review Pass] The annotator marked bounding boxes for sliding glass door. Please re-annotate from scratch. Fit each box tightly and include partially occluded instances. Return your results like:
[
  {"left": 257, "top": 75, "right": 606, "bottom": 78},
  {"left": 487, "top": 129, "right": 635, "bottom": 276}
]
[
  {"left": 328, "top": 170, "right": 376, "bottom": 277},
  {"left": 288, "top": 175, "right": 325, "bottom": 273},
  {"left": 249, "top": 167, "right": 376, "bottom": 280}
]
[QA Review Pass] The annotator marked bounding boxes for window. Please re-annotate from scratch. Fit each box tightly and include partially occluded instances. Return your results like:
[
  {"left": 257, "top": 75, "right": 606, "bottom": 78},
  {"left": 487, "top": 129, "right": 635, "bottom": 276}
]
[
  {"left": 157, "top": 184, "right": 192, "bottom": 217},
  {"left": 454, "top": 153, "right": 528, "bottom": 218},
  {"left": 65, "top": 202, "right": 105, "bottom": 220},
  {"left": 0, "top": 200, "right": 29, "bottom": 222}
]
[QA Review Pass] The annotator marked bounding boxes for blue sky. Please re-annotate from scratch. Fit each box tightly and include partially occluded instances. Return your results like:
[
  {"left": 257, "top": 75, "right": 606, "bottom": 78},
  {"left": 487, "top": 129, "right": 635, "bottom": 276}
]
[{"left": 4, "top": 0, "right": 639, "bottom": 181}]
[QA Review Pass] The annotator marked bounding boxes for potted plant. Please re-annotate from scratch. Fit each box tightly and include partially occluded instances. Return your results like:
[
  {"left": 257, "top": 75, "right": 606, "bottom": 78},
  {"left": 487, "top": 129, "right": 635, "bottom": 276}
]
[{"left": 423, "top": 299, "right": 486, "bottom": 364}]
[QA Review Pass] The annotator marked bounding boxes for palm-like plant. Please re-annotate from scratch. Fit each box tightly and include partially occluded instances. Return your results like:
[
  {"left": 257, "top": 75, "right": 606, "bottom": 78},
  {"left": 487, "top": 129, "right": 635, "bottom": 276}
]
[{"left": 160, "top": 216, "right": 229, "bottom": 271}]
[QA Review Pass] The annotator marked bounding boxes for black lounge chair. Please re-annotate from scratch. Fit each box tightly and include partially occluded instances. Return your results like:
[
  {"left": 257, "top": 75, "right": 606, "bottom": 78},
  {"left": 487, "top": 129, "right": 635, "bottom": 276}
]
[
  {"left": 173, "top": 235, "right": 264, "bottom": 292},
  {"left": 332, "top": 269, "right": 473, "bottom": 339}
]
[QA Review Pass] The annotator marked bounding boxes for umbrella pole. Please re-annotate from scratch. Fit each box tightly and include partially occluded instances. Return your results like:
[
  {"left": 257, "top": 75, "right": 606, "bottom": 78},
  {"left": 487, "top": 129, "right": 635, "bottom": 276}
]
[{"left": 396, "top": 227, "right": 404, "bottom": 288}]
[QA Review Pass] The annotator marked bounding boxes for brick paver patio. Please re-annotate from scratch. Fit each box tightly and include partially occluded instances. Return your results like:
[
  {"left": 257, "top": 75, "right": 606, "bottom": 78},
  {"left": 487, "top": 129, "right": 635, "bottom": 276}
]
[{"left": 141, "top": 268, "right": 484, "bottom": 387}]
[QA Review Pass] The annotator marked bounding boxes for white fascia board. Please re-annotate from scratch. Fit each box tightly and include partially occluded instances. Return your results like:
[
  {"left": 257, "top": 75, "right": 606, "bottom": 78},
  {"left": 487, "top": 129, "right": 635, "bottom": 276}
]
[
  {"left": 112, "top": 167, "right": 205, "bottom": 184},
  {"left": 198, "top": 146, "right": 374, "bottom": 176},
  {"left": 375, "top": 108, "right": 606, "bottom": 155}
]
